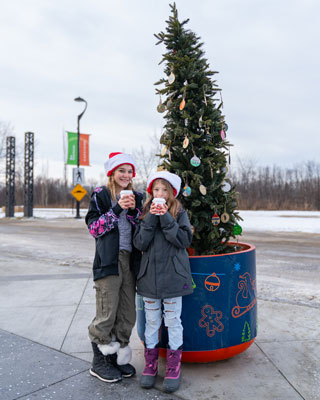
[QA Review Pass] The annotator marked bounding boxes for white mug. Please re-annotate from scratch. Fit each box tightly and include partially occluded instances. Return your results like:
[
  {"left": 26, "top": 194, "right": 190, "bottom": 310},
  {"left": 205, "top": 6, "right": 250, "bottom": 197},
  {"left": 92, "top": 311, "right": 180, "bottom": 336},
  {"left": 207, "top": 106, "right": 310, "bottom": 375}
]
[
  {"left": 152, "top": 198, "right": 166, "bottom": 215},
  {"left": 120, "top": 190, "right": 133, "bottom": 198}
]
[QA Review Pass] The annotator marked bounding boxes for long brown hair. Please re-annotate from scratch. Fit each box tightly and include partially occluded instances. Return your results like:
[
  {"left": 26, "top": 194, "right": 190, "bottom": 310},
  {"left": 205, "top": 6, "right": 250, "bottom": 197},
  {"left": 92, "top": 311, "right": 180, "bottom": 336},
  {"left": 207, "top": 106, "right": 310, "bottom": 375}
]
[
  {"left": 140, "top": 178, "right": 181, "bottom": 220},
  {"left": 107, "top": 173, "right": 134, "bottom": 201}
]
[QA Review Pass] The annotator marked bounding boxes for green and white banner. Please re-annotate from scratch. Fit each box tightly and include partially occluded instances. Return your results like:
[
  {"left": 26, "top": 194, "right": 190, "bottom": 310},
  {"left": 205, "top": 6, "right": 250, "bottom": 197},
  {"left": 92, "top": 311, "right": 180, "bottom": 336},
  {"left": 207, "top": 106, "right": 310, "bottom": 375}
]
[{"left": 66, "top": 132, "right": 78, "bottom": 165}]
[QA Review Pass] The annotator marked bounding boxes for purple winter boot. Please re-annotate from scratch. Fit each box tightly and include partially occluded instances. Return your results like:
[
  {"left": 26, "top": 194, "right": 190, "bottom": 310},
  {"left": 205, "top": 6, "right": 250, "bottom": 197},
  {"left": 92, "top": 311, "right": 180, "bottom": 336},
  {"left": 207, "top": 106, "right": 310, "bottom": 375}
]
[
  {"left": 140, "top": 347, "right": 159, "bottom": 389},
  {"left": 163, "top": 348, "right": 182, "bottom": 393}
]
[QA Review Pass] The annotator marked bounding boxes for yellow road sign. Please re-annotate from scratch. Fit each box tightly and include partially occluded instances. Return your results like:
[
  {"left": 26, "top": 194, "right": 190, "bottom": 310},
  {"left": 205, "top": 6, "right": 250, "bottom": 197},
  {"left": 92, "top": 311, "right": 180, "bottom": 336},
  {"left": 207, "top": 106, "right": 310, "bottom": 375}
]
[{"left": 71, "top": 184, "right": 87, "bottom": 202}]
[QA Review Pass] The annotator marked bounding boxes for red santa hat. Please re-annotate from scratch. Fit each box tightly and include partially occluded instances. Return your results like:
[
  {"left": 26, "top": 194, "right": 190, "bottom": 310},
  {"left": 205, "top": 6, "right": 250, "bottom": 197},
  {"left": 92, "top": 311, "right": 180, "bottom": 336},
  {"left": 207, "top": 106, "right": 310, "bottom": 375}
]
[
  {"left": 104, "top": 152, "right": 136, "bottom": 177},
  {"left": 147, "top": 171, "right": 181, "bottom": 198}
]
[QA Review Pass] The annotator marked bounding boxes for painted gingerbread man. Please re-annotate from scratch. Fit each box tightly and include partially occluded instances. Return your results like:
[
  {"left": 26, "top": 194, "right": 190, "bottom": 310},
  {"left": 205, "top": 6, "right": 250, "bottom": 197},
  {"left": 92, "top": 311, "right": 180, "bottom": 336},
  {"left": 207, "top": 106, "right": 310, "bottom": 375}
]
[{"left": 199, "top": 304, "right": 224, "bottom": 337}]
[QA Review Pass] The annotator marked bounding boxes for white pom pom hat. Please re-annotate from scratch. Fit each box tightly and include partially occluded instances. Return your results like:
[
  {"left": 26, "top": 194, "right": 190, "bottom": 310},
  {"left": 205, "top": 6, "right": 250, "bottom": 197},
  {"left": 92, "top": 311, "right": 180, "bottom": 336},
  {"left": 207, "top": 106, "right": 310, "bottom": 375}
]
[
  {"left": 104, "top": 152, "right": 136, "bottom": 177},
  {"left": 147, "top": 171, "right": 181, "bottom": 198}
]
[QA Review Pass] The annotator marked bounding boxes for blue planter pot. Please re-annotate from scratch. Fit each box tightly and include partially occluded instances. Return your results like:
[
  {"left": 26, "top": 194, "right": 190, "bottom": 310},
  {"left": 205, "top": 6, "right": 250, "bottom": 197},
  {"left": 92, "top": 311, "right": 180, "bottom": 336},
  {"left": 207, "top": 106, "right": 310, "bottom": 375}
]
[{"left": 136, "top": 242, "right": 257, "bottom": 362}]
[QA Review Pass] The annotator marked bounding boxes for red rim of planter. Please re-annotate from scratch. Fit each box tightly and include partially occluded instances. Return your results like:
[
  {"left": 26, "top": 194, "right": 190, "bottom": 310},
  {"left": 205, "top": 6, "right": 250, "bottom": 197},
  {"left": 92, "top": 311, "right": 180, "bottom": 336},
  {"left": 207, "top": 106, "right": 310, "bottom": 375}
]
[
  {"left": 159, "top": 338, "right": 256, "bottom": 363},
  {"left": 187, "top": 242, "right": 255, "bottom": 257}
]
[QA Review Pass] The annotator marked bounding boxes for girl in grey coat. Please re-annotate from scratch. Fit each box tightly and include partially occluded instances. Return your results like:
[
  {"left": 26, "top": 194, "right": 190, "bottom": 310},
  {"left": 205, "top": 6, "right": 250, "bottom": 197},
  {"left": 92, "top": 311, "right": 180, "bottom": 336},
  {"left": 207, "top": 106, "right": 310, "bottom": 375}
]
[{"left": 133, "top": 171, "right": 193, "bottom": 393}]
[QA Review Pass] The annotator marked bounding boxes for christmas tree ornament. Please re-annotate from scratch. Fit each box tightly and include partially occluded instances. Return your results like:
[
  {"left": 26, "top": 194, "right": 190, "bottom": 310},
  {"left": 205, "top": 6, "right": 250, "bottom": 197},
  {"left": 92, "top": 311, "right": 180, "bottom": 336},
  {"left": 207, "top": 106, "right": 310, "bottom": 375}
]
[
  {"left": 184, "top": 118, "right": 188, "bottom": 126},
  {"left": 161, "top": 145, "right": 168, "bottom": 156},
  {"left": 157, "top": 96, "right": 166, "bottom": 113},
  {"left": 179, "top": 98, "right": 186, "bottom": 110},
  {"left": 221, "top": 212, "right": 230, "bottom": 223},
  {"left": 190, "top": 155, "right": 201, "bottom": 167},
  {"left": 199, "top": 184, "right": 207, "bottom": 195},
  {"left": 203, "top": 88, "right": 207, "bottom": 106},
  {"left": 225, "top": 123, "right": 229, "bottom": 131},
  {"left": 198, "top": 115, "right": 203, "bottom": 128},
  {"left": 182, "top": 185, "right": 191, "bottom": 197},
  {"left": 233, "top": 224, "right": 242, "bottom": 235},
  {"left": 221, "top": 181, "right": 231, "bottom": 192},
  {"left": 167, "top": 98, "right": 173, "bottom": 108},
  {"left": 205, "top": 127, "right": 212, "bottom": 142},
  {"left": 209, "top": 160, "right": 214, "bottom": 178},
  {"left": 221, "top": 165, "right": 229, "bottom": 174},
  {"left": 168, "top": 71, "right": 175, "bottom": 84},
  {"left": 160, "top": 132, "right": 166, "bottom": 144},
  {"left": 211, "top": 213, "right": 220, "bottom": 226},
  {"left": 183, "top": 136, "right": 189, "bottom": 149},
  {"left": 220, "top": 129, "right": 226, "bottom": 140}
]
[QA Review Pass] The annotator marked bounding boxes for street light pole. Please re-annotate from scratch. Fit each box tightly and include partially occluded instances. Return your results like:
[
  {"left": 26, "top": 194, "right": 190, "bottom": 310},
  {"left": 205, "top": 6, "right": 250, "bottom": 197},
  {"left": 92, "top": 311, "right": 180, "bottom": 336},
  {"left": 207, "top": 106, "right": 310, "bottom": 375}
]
[{"left": 74, "top": 97, "right": 87, "bottom": 219}]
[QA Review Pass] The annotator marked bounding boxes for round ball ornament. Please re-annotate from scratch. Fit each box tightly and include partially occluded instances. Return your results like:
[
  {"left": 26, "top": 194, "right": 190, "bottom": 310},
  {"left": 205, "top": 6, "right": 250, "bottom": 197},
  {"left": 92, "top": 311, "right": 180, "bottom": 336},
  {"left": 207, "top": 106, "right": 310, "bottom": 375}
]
[
  {"left": 211, "top": 213, "right": 220, "bottom": 226},
  {"left": 190, "top": 155, "right": 201, "bottom": 167},
  {"left": 157, "top": 103, "right": 166, "bottom": 113},
  {"left": 221, "top": 212, "right": 230, "bottom": 223},
  {"left": 205, "top": 273, "right": 221, "bottom": 292},
  {"left": 221, "top": 181, "right": 231, "bottom": 192},
  {"left": 225, "top": 123, "right": 229, "bottom": 131},
  {"left": 182, "top": 185, "right": 192, "bottom": 197},
  {"left": 233, "top": 224, "right": 243, "bottom": 235}
]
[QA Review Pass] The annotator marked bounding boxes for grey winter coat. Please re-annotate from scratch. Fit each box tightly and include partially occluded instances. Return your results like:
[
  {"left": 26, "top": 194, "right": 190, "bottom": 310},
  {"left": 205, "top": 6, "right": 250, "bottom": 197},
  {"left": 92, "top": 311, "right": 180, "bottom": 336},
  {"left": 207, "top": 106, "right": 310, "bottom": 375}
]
[{"left": 133, "top": 209, "right": 193, "bottom": 299}]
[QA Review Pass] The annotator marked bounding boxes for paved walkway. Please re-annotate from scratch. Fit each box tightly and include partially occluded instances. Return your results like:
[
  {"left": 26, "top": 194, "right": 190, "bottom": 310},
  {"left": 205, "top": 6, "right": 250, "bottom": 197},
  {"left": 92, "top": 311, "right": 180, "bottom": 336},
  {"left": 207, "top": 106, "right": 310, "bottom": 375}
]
[{"left": 0, "top": 218, "right": 319, "bottom": 400}]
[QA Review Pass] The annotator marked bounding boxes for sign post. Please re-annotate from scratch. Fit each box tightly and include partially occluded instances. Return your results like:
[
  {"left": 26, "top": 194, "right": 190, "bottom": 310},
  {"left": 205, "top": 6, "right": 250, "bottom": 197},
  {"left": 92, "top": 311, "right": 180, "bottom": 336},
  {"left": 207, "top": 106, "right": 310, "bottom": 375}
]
[{"left": 73, "top": 97, "right": 88, "bottom": 218}]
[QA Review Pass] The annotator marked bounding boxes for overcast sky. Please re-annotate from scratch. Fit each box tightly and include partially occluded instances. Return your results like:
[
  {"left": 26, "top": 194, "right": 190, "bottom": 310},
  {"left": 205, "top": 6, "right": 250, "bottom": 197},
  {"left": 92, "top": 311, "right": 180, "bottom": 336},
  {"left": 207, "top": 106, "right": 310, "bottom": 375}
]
[{"left": 0, "top": 0, "right": 319, "bottom": 182}]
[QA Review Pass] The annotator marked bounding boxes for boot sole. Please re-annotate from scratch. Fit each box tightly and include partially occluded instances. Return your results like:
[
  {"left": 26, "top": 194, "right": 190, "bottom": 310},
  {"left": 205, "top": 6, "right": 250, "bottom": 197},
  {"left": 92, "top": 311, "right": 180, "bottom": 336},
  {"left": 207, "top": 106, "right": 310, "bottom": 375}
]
[
  {"left": 163, "top": 376, "right": 181, "bottom": 393},
  {"left": 122, "top": 372, "right": 135, "bottom": 378},
  {"left": 140, "top": 374, "right": 157, "bottom": 389},
  {"left": 89, "top": 368, "right": 122, "bottom": 383}
]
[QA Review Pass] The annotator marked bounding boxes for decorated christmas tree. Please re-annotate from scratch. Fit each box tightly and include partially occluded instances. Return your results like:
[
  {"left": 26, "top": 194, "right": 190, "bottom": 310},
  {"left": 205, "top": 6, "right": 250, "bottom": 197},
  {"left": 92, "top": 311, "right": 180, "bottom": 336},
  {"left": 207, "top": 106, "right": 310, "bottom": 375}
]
[{"left": 155, "top": 3, "right": 242, "bottom": 255}]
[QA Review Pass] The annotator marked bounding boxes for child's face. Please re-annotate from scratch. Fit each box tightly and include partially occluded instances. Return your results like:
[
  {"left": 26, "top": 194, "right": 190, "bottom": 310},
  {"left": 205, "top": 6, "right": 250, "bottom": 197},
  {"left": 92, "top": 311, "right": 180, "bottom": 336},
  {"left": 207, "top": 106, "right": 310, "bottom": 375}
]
[
  {"left": 152, "top": 180, "right": 169, "bottom": 201},
  {"left": 113, "top": 164, "right": 133, "bottom": 189}
]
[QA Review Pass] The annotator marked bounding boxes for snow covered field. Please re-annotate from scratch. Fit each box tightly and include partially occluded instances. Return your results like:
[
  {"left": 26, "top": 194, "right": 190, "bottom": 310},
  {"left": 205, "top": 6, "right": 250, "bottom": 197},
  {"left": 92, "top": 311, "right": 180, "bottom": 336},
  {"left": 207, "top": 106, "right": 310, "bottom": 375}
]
[{"left": 1, "top": 208, "right": 320, "bottom": 234}]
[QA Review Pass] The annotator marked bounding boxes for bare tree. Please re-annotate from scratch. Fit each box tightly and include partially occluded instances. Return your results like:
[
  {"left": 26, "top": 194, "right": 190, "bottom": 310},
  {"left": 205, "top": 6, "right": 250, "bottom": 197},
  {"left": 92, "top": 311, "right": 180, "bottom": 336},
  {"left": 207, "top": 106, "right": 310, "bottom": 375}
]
[{"left": 132, "top": 131, "right": 161, "bottom": 192}]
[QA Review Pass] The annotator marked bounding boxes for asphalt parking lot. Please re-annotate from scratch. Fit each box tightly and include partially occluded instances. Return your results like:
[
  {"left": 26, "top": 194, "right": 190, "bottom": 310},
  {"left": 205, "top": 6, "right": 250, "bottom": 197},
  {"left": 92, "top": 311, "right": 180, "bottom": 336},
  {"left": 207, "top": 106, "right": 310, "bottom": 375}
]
[{"left": 0, "top": 218, "right": 319, "bottom": 400}]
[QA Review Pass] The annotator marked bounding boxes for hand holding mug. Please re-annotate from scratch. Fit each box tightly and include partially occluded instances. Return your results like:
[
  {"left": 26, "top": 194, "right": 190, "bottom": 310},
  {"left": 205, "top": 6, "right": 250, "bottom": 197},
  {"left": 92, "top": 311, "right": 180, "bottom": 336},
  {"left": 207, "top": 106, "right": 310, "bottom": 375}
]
[
  {"left": 119, "top": 190, "right": 135, "bottom": 210},
  {"left": 150, "top": 198, "right": 167, "bottom": 215}
]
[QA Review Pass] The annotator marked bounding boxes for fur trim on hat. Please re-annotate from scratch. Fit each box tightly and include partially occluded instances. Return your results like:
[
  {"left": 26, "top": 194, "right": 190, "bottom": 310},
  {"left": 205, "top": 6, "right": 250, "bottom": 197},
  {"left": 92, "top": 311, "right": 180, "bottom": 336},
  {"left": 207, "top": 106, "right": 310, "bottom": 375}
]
[
  {"left": 117, "top": 345, "right": 132, "bottom": 365},
  {"left": 147, "top": 171, "right": 181, "bottom": 198},
  {"left": 98, "top": 341, "right": 120, "bottom": 356},
  {"left": 104, "top": 153, "right": 136, "bottom": 177}
]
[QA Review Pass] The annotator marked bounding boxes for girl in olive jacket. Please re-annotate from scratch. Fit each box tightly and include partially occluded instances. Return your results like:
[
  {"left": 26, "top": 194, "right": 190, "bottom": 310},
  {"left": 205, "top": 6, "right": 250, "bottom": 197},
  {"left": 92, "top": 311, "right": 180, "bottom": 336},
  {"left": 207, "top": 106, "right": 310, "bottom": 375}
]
[
  {"left": 133, "top": 171, "right": 193, "bottom": 394},
  {"left": 85, "top": 152, "right": 143, "bottom": 384}
]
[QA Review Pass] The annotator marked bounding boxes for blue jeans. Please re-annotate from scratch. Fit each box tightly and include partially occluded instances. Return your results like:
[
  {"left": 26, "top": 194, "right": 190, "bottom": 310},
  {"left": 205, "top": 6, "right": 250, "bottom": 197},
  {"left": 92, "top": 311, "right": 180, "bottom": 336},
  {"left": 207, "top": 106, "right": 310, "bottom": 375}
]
[{"left": 143, "top": 296, "right": 183, "bottom": 351}]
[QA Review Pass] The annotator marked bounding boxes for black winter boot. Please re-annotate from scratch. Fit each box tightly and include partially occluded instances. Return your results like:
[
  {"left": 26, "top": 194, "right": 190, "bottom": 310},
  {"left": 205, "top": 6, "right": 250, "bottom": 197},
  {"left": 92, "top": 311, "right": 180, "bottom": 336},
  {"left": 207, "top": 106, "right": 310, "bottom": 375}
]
[
  {"left": 108, "top": 353, "right": 136, "bottom": 378},
  {"left": 90, "top": 342, "right": 122, "bottom": 383}
]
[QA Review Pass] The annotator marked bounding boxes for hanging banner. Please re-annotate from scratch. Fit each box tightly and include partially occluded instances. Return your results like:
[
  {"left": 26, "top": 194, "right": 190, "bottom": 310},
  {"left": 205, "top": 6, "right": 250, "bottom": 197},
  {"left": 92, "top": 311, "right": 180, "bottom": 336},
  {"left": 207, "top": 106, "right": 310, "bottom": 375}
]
[
  {"left": 80, "top": 133, "right": 90, "bottom": 166},
  {"left": 66, "top": 132, "right": 90, "bottom": 166},
  {"left": 66, "top": 132, "right": 78, "bottom": 165}
]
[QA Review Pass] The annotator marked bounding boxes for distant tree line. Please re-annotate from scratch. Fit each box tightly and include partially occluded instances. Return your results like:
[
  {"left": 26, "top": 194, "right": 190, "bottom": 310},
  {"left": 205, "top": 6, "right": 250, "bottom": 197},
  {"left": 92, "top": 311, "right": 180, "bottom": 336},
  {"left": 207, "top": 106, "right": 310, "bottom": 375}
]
[
  {"left": 0, "top": 160, "right": 320, "bottom": 210},
  {"left": 230, "top": 160, "right": 320, "bottom": 210}
]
